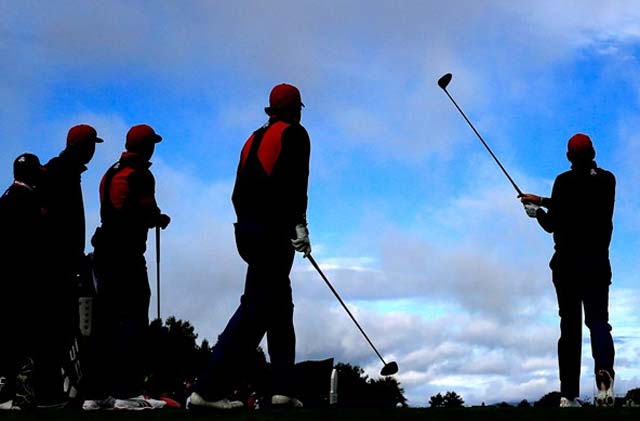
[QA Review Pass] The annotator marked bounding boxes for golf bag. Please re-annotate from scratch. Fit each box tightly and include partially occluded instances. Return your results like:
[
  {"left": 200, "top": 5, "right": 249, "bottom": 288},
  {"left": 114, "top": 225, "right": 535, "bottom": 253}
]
[{"left": 61, "top": 253, "right": 97, "bottom": 401}]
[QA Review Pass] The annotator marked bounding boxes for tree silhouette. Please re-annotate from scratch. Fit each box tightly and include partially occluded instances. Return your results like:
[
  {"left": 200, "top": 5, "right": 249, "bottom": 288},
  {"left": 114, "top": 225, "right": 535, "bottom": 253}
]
[
  {"left": 334, "top": 363, "right": 406, "bottom": 408},
  {"left": 429, "top": 392, "right": 445, "bottom": 407},
  {"left": 625, "top": 387, "right": 640, "bottom": 404},
  {"left": 443, "top": 391, "right": 464, "bottom": 407},
  {"left": 368, "top": 376, "right": 407, "bottom": 408},
  {"left": 517, "top": 399, "right": 531, "bottom": 408},
  {"left": 334, "top": 363, "right": 369, "bottom": 407},
  {"left": 145, "top": 317, "right": 206, "bottom": 403},
  {"left": 534, "top": 391, "right": 561, "bottom": 408}
]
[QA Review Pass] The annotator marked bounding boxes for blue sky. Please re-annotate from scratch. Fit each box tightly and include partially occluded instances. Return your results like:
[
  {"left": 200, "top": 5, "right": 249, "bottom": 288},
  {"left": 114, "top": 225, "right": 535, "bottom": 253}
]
[{"left": 2, "top": 0, "right": 640, "bottom": 406}]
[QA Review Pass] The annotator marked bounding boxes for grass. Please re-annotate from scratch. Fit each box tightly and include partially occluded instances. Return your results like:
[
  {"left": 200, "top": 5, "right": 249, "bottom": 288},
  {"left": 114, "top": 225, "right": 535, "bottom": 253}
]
[{"left": 0, "top": 407, "right": 639, "bottom": 421}]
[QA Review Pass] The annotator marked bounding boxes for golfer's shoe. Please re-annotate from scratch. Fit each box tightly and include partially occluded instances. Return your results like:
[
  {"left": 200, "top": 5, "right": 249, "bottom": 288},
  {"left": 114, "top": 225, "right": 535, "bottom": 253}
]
[
  {"left": 186, "top": 392, "right": 244, "bottom": 410},
  {"left": 82, "top": 397, "right": 115, "bottom": 411},
  {"left": 271, "top": 394, "right": 304, "bottom": 408},
  {"left": 596, "top": 369, "right": 615, "bottom": 407},
  {"left": 113, "top": 395, "right": 167, "bottom": 410},
  {"left": 559, "top": 397, "right": 582, "bottom": 408},
  {"left": 0, "top": 400, "right": 20, "bottom": 411}
]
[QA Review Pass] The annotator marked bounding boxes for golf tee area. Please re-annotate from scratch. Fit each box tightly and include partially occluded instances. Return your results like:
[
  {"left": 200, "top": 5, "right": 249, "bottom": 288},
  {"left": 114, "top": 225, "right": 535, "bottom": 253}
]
[{"left": 1, "top": 407, "right": 640, "bottom": 420}]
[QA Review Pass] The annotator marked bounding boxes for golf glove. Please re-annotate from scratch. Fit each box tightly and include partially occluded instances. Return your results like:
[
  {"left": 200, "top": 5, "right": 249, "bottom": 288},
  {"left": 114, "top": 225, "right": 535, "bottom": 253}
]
[
  {"left": 524, "top": 203, "right": 540, "bottom": 218},
  {"left": 291, "top": 223, "right": 311, "bottom": 256}
]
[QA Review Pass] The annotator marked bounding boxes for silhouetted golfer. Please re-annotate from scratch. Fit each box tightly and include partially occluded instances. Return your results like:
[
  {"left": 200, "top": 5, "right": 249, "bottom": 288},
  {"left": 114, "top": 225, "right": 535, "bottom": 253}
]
[
  {"left": 82, "top": 125, "right": 170, "bottom": 411},
  {"left": 38, "top": 124, "right": 103, "bottom": 405},
  {"left": 190, "top": 83, "right": 311, "bottom": 410},
  {"left": 520, "top": 133, "right": 615, "bottom": 407}
]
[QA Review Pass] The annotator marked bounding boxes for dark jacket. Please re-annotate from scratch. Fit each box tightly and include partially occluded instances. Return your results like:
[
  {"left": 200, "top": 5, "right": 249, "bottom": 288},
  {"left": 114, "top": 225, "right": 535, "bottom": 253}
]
[
  {"left": 94, "top": 152, "right": 162, "bottom": 255},
  {"left": 536, "top": 162, "right": 615, "bottom": 280},
  {"left": 44, "top": 150, "right": 87, "bottom": 272},
  {"left": 232, "top": 118, "right": 310, "bottom": 227},
  {"left": 0, "top": 182, "right": 46, "bottom": 303}
]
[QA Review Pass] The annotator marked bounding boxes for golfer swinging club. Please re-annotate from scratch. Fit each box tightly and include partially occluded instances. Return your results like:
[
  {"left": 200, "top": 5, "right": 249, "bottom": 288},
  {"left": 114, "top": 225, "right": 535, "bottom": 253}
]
[
  {"left": 519, "top": 133, "right": 615, "bottom": 408},
  {"left": 189, "top": 83, "right": 311, "bottom": 410}
]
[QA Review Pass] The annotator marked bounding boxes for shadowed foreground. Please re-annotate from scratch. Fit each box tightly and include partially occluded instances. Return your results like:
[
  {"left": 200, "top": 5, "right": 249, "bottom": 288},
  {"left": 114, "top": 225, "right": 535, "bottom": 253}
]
[{"left": 0, "top": 408, "right": 639, "bottom": 420}]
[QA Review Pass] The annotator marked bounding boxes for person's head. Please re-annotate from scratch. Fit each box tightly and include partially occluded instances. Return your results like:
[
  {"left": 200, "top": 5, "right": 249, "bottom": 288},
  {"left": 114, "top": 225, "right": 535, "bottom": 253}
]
[
  {"left": 264, "top": 83, "right": 304, "bottom": 123},
  {"left": 125, "top": 124, "right": 162, "bottom": 160},
  {"left": 14, "top": 153, "right": 44, "bottom": 188},
  {"left": 66, "top": 124, "right": 103, "bottom": 165},
  {"left": 566, "top": 133, "right": 595, "bottom": 165}
]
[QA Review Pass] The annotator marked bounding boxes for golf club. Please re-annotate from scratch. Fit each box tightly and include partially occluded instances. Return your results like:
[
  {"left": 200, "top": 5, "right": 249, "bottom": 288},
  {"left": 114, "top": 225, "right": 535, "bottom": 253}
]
[
  {"left": 156, "top": 225, "right": 161, "bottom": 321},
  {"left": 307, "top": 254, "right": 399, "bottom": 376},
  {"left": 438, "top": 73, "right": 523, "bottom": 196}
]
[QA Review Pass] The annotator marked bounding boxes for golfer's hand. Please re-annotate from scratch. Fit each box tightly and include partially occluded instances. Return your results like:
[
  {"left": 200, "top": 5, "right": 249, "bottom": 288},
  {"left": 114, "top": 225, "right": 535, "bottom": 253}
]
[
  {"left": 158, "top": 213, "right": 171, "bottom": 229},
  {"left": 518, "top": 193, "right": 542, "bottom": 205},
  {"left": 291, "top": 224, "right": 311, "bottom": 257}
]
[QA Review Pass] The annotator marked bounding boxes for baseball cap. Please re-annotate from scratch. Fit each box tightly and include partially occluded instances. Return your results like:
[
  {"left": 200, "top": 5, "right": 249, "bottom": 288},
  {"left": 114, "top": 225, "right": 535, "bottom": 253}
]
[
  {"left": 13, "top": 153, "right": 43, "bottom": 182},
  {"left": 268, "top": 83, "right": 304, "bottom": 110},
  {"left": 125, "top": 124, "right": 162, "bottom": 151},
  {"left": 67, "top": 124, "right": 103, "bottom": 147},
  {"left": 567, "top": 133, "right": 594, "bottom": 155}
]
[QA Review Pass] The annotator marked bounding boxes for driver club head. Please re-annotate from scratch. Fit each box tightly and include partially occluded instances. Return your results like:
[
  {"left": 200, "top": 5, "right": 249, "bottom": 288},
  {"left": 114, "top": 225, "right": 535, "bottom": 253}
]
[
  {"left": 437, "top": 73, "right": 452, "bottom": 90},
  {"left": 380, "top": 361, "right": 399, "bottom": 376}
]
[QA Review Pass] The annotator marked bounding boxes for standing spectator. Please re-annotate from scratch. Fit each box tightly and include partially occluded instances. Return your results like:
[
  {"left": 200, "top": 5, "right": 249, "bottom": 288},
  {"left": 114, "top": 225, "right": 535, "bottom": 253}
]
[
  {"left": 82, "top": 125, "right": 170, "bottom": 410},
  {"left": 0, "top": 154, "right": 46, "bottom": 410},
  {"left": 37, "top": 124, "right": 103, "bottom": 405}
]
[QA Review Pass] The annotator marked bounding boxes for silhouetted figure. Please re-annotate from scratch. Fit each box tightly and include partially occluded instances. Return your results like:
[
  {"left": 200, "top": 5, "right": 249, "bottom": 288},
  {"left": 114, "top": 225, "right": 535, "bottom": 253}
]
[
  {"left": 190, "top": 83, "right": 311, "bottom": 410},
  {"left": 0, "top": 154, "right": 46, "bottom": 410},
  {"left": 520, "top": 133, "right": 615, "bottom": 407},
  {"left": 37, "top": 124, "right": 103, "bottom": 405},
  {"left": 82, "top": 125, "right": 170, "bottom": 411}
]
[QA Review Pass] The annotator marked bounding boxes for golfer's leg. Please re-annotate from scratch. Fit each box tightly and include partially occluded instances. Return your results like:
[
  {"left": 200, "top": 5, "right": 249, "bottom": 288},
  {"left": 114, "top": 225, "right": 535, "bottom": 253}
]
[
  {"left": 584, "top": 283, "right": 615, "bottom": 378},
  {"left": 195, "top": 264, "right": 267, "bottom": 400},
  {"left": 555, "top": 279, "right": 582, "bottom": 399},
  {"left": 266, "top": 247, "right": 296, "bottom": 396}
]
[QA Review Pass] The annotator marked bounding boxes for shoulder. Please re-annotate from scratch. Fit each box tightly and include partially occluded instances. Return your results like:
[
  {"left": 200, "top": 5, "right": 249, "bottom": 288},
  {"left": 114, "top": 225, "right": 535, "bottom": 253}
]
[
  {"left": 282, "top": 123, "right": 310, "bottom": 148},
  {"left": 596, "top": 168, "right": 615, "bottom": 182},
  {"left": 283, "top": 123, "right": 309, "bottom": 137},
  {"left": 44, "top": 156, "right": 62, "bottom": 175},
  {"left": 127, "top": 165, "right": 155, "bottom": 191},
  {"left": 554, "top": 170, "right": 573, "bottom": 184},
  {"left": 45, "top": 155, "right": 59, "bottom": 168}
]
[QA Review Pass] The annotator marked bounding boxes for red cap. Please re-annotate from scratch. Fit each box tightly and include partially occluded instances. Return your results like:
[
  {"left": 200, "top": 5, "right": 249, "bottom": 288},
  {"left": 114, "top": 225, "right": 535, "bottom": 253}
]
[
  {"left": 125, "top": 124, "right": 162, "bottom": 151},
  {"left": 567, "top": 133, "right": 593, "bottom": 155},
  {"left": 268, "top": 83, "right": 304, "bottom": 110},
  {"left": 67, "top": 124, "right": 103, "bottom": 147}
]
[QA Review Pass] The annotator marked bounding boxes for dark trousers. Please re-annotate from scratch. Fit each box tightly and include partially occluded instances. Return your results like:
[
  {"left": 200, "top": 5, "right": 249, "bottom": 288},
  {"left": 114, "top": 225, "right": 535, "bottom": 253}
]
[
  {"left": 196, "top": 223, "right": 296, "bottom": 400},
  {"left": 83, "top": 252, "right": 150, "bottom": 400},
  {"left": 0, "top": 280, "right": 36, "bottom": 403},
  {"left": 554, "top": 273, "right": 615, "bottom": 399},
  {"left": 0, "top": 304, "right": 26, "bottom": 401},
  {"left": 32, "top": 267, "right": 78, "bottom": 404}
]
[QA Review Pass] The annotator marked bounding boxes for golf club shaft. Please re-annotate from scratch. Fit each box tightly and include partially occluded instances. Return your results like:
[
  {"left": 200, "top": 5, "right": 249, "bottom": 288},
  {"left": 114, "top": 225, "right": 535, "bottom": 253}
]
[
  {"left": 307, "top": 254, "right": 387, "bottom": 366},
  {"left": 442, "top": 89, "right": 523, "bottom": 196},
  {"left": 156, "top": 226, "right": 161, "bottom": 320}
]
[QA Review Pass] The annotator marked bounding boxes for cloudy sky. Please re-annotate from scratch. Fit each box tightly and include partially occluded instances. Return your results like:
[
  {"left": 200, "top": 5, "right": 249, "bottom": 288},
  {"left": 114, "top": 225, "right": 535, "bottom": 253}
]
[{"left": 2, "top": 0, "right": 640, "bottom": 406}]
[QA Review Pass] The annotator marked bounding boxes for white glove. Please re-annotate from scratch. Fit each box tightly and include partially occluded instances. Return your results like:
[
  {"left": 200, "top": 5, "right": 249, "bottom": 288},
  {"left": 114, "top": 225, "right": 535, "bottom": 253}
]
[
  {"left": 524, "top": 203, "right": 540, "bottom": 218},
  {"left": 291, "top": 224, "right": 311, "bottom": 256}
]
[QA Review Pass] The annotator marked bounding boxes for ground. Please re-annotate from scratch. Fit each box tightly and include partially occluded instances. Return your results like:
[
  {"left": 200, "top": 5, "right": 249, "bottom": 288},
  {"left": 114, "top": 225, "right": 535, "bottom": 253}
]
[{"left": 0, "top": 407, "right": 639, "bottom": 420}]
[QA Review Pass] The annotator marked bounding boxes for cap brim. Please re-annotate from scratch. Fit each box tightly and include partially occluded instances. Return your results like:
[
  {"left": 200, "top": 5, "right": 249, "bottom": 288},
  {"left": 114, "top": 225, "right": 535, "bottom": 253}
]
[
  {"left": 153, "top": 134, "right": 162, "bottom": 143},
  {"left": 95, "top": 137, "right": 104, "bottom": 143}
]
